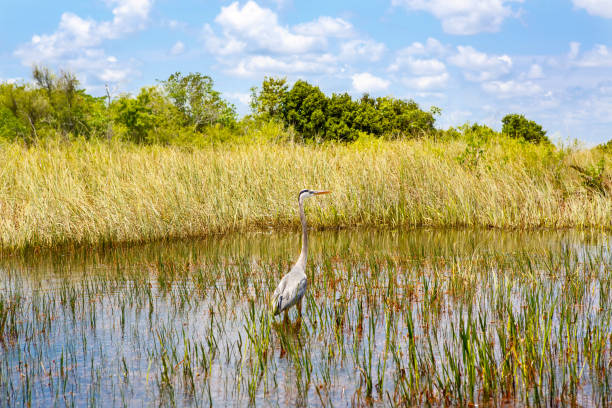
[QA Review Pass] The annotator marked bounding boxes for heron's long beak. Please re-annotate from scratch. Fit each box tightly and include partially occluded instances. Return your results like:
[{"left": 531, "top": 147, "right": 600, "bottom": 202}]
[{"left": 314, "top": 190, "right": 331, "bottom": 195}]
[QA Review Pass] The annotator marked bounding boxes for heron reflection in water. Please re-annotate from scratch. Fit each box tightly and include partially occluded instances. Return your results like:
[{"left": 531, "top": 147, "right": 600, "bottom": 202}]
[{"left": 271, "top": 189, "right": 331, "bottom": 323}]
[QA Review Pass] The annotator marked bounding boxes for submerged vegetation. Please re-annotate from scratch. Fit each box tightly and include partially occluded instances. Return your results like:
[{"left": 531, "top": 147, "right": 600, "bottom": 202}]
[{"left": 0, "top": 229, "right": 610, "bottom": 406}]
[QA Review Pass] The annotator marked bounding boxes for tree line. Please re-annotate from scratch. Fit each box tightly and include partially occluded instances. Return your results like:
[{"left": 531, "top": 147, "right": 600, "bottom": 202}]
[
  {"left": 250, "top": 77, "right": 440, "bottom": 141},
  {"left": 0, "top": 67, "right": 552, "bottom": 145}
]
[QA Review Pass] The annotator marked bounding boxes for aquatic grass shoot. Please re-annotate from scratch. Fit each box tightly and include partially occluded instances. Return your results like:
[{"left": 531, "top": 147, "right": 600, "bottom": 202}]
[{"left": 0, "top": 229, "right": 609, "bottom": 406}]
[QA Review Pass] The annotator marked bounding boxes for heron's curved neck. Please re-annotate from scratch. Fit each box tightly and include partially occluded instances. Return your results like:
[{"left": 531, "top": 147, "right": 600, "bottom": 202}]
[{"left": 296, "top": 197, "right": 308, "bottom": 268}]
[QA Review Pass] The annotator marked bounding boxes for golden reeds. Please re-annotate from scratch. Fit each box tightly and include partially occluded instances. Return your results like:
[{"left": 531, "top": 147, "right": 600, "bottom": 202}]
[{"left": 0, "top": 137, "right": 610, "bottom": 251}]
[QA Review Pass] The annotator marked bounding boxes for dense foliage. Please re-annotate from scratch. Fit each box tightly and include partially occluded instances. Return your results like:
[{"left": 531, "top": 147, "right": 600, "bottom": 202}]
[
  {"left": 502, "top": 113, "right": 549, "bottom": 144},
  {"left": 250, "top": 77, "right": 440, "bottom": 141},
  {"left": 598, "top": 139, "right": 612, "bottom": 154},
  {"left": 0, "top": 66, "right": 107, "bottom": 143},
  {"left": 0, "top": 68, "right": 560, "bottom": 147},
  {"left": 162, "top": 72, "right": 237, "bottom": 131},
  {"left": 0, "top": 68, "right": 238, "bottom": 145}
]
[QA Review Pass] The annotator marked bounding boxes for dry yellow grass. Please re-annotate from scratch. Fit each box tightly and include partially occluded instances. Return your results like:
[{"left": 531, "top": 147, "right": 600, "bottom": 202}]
[{"left": 0, "top": 137, "right": 610, "bottom": 251}]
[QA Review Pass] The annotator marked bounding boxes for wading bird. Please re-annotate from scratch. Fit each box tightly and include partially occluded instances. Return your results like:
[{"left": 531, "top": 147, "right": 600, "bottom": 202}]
[{"left": 271, "top": 189, "right": 331, "bottom": 322}]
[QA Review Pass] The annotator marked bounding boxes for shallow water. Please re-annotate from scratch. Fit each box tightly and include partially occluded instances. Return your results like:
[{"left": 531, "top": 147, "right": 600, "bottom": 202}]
[{"left": 0, "top": 229, "right": 610, "bottom": 407}]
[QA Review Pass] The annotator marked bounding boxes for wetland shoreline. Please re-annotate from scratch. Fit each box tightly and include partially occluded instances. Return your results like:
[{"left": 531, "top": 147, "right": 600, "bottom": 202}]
[{"left": 1, "top": 138, "right": 610, "bottom": 253}]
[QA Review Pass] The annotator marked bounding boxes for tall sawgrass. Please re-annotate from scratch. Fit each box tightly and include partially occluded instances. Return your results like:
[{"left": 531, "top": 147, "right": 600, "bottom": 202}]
[{"left": 0, "top": 135, "right": 610, "bottom": 251}]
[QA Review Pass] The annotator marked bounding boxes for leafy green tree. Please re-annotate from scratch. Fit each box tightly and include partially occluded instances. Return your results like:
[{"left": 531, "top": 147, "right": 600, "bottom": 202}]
[
  {"left": 250, "top": 76, "right": 288, "bottom": 121},
  {"left": 249, "top": 77, "right": 440, "bottom": 141},
  {"left": 456, "top": 123, "right": 499, "bottom": 142},
  {"left": 0, "top": 105, "right": 27, "bottom": 141},
  {"left": 0, "top": 82, "right": 50, "bottom": 143},
  {"left": 325, "top": 93, "right": 359, "bottom": 141},
  {"left": 161, "top": 72, "right": 236, "bottom": 131},
  {"left": 112, "top": 88, "right": 157, "bottom": 144},
  {"left": 112, "top": 86, "right": 188, "bottom": 144},
  {"left": 283, "top": 80, "right": 327, "bottom": 139},
  {"left": 32, "top": 65, "right": 103, "bottom": 137},
  {"left": 501, "top": 114, "right": 549, "bottom": 144},
  {"left": 0, "top": 67, "right": 106, "bottom": 142},
  {"left": 352, "top": 94, "right": 383, "bottom": 135},
  {"left": 76, "top": 92, "right": 109, "bottom": 139},
  {"left": 32, "top": 66, "right": 55, "bottom": 97},
  {"left": 376, "top": 97, "right": 437, "bottom": 138}
]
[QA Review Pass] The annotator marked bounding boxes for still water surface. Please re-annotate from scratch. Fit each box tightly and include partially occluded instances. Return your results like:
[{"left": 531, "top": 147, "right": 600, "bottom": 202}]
[{"left": 0, "top": 229, "right": 610, "bottom": 406}]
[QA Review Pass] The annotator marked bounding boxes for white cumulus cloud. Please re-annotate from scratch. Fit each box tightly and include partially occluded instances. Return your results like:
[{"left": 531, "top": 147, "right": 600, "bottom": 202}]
[
  {"left": 65, "top": 48, "right": 136, "bottom": 85},
  {"left": 213, "top": 1, "right": 323, "bottom": 54},
  {"left": 389, "top": 38, "right": 448, "bottom": 75},
  {"left": 107, "top": 0, "right": 153, "bottom": 31},
  {"left": 482, "top": 80, "right": 542, "bottom": 98},
  {"left": 204, "top": 24, "right": 247, "bottom": 56},
  {"left": 225, "top": 92, "right": 251, "bottom": 105},
  {"left": 396, "top": 38, "right": 448, "bottom": 57},
  {"left": 352, "top": 72, "right": 390, "bottom": 93},
  {"left": 14, "top": 0, "right": 152, "bottom": 87},
  {"left": 390, "top": 56, "right": 446, "bottom": 75},
  {"left": 16, "top": 0, "right": 153, "bottom": 64},
  {"left": 170, "top": 41, "right": 185, "bottom": 55},
  {"left": 572, "top": 44, "right": 612, "bottom": 67},
  {"left": 340, "top": 39, "right": 386, "bottom": 62},
  {"left": 568, "top": 41, "right": 581, "bottom": 59},
  {"left": 392, "top": 0, "right": 523, "bottom": 35},
  {"left": 448, "top": 46, "right": 512, "bottom": 81},
  {"left": 294, "top": 16, "right": 354, "bottom": 38},
  {"left": 526, "top": 64, "right": 544, "bottom": 79},
  {"left": 572, "top": 0, "right": 612, "bottom": 18},
  {"left": 389, "top": 38, "right": 451, "bottom": 90},
  {"left": 228, "top": 54, "right": 338, "bottom": 77},
  {"left": 403, "top": 72, "right": 449, "bottom": 90},
  {"left": 205, "top": 1, "right": 386, "bottom": 77}
]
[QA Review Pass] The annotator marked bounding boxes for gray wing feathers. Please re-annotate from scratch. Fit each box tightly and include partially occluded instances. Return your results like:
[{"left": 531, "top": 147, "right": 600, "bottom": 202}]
[
  {"left": 272, "top": 279, "right": 285, "bottom": 315},
  {"left": 272, "top": 273, "right": 307, "bottom": 315}
]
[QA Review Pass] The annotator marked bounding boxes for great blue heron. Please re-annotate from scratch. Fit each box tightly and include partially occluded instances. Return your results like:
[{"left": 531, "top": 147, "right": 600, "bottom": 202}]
[{"left": 271, "top": 189, "right": 330, "bottom": 322}]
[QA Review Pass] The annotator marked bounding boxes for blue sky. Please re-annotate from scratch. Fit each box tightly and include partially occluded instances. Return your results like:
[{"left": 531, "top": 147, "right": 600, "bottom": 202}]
[{"left": 1, "top": 0, "right": 611, "bottom": 145}]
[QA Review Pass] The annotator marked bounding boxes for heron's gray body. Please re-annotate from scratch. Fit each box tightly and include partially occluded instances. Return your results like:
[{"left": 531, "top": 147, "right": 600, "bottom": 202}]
[
  {"left": 272, "top": 265, "right": 307, "bottom": 315},
  {"left": 271, "top": 189, "right": 327, "bottom": 317}
]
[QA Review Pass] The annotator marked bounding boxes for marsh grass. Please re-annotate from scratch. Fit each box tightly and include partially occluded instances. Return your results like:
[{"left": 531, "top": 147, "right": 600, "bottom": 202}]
[
  {"left": 0, "top": 137, "right": 610, "bottom": 252},
  {"left": 0, "top": 229, "right": 609, "bottom": 406}
]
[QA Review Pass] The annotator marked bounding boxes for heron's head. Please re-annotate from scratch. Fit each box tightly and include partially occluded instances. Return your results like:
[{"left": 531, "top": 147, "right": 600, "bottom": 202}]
[{"left": 298, "top": 189, "right": 331, "bottom": 201}]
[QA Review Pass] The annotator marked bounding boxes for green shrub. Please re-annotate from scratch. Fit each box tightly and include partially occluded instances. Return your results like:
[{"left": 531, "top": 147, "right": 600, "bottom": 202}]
[
  {"left": 325, "top": 93, "right": 360, "bottom": 141},
  {"left": 441, "top": 123, "right": 499, "bottom": 143},
  {"left": 597, "top": 139, "right": 612, "bottom": 154},
  {"left": 0, "top": 68, "right": 107, "bottom": 144},
  {"left": 283, "top": 80, "right": 328, "bottom": 139},
  {"left": 0, "top": 105, "right": 27, "bottom": 141},
  {"left": 161, "top": 72, "right": 237, "bottom": 131},
  {"left": 502, "top": 114, "right": 549, "bottom": 144},
  {"left": 249, "top": 77, "right": 288, "bottom": 122},
  {"left": 250, "top": 77, "right": 440, "bottom": 141}
]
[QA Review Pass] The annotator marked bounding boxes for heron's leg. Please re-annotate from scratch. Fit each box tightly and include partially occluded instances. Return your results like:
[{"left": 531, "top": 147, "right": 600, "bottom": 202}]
[
  {"left": 296, "top": 299, "right": 303, "bottom": 330},
  {"left": 298, "top": 299, "right": 303, "bottom": 320},
  {"left": 283, "top": 309, "right": 289, "bottom": 324}
]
